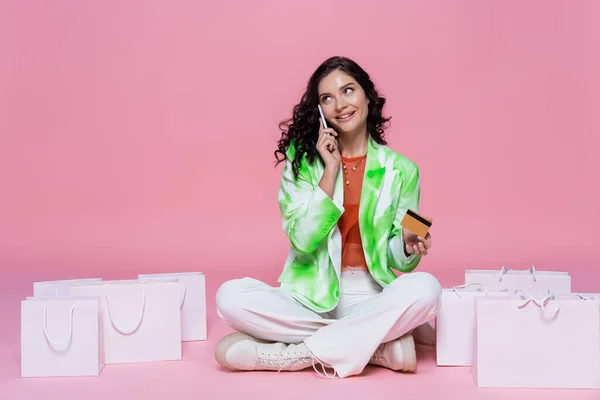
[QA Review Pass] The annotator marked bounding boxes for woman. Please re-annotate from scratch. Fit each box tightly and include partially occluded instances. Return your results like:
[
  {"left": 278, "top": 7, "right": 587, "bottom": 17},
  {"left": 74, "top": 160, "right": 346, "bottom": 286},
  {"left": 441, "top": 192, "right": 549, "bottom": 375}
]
[{"left": 215, "top": 56, "right": 441, "bottom": 379}]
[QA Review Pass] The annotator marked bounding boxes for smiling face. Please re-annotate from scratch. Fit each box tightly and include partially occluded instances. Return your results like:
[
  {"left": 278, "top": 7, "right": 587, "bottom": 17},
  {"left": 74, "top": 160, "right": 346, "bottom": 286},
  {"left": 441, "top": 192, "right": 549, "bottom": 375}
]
[{"left": 317, "top": 69, "right": 370, "bottom": 137}]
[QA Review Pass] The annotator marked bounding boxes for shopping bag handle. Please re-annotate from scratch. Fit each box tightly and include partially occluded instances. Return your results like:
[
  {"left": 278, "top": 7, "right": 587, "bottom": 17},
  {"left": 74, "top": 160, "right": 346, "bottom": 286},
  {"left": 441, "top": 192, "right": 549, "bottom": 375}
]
[
  {"left": 43, "top": 306, "right": 75, "bottom": 349},
  {"left": 552, "top": 293, "right": 599, "bottom": 301},
  {"left": 105, "top": 291, "right": 145, "bottom": 335},
  {"left": 180, "top": 283, "right": 186, "bottom": 309},
  {"left": 452, "top": 283, "right": 488, "bottom": 298},
  {"left": 515, "top": 289, "right": 559, "bottom": 315},
  {"left": 499, "top": 265, "right": 537, "bottom": 282},
  {"left": 574, "top": 294, "right": 598, "bottom": 300}
]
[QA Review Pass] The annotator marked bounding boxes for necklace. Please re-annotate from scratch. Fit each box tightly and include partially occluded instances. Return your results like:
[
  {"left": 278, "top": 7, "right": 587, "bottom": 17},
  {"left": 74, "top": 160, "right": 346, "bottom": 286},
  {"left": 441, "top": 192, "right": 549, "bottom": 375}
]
[{"left": 342, "top": 155, "right": 366, "bottom": 185}]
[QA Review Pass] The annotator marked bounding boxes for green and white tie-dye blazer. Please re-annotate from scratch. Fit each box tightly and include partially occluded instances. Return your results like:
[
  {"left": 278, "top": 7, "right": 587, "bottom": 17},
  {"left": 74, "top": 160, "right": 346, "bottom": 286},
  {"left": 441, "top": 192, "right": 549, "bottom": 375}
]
[{"left": 277, "top": 136, "right": 422, "bottom": 313}]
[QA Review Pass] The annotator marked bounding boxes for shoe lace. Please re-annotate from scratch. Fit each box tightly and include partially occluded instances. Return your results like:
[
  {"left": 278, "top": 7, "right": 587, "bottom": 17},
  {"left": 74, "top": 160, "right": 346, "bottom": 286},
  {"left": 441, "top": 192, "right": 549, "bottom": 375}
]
[
  {"left": 257, "top": 352, "right": 313, "bottom": 372},
  {"left": 258, "top": 348, "right": 339, "bottom": 378},
  {"left": 259, "top": 348, "right": 313, "bottom": 373}
]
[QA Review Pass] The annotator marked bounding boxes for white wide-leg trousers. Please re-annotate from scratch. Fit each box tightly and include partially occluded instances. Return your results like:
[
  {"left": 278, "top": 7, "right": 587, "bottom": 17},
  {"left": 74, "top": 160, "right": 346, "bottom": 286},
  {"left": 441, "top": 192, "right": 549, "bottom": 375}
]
[{"left": 216, "top": 269, "right": 442, "bottom": 378}]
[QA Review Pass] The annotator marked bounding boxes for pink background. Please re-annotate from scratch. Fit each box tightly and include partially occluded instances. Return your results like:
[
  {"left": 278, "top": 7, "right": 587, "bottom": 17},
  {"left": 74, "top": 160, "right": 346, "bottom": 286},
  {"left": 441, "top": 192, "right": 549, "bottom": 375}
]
[{"left": 1, "top": 0, "right": 599, "bottom": 398}]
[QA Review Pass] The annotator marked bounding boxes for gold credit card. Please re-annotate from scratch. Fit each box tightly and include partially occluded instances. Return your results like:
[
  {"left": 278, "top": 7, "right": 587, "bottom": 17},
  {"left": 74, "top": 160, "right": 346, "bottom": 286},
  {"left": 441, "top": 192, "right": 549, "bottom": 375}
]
[{"left": 400, "top": 209, "right": 432, "bottom": 238}]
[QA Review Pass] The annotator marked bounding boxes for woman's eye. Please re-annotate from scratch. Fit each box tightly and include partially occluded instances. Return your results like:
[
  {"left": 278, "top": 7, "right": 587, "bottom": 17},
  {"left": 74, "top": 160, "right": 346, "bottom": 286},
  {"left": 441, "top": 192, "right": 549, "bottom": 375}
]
[{"left": 345, "top": 88, "right": 353, "bottom": 94}]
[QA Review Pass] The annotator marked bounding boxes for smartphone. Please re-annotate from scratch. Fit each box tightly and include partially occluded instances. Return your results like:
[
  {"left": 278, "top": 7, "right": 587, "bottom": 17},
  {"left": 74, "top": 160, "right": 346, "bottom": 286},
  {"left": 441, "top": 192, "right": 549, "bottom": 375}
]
[
  {"left": 317, "top": 104, "right": 328, "bottom": 128},
  {"left": 318, "top": 104, "right": 338, "bottom": 150}
]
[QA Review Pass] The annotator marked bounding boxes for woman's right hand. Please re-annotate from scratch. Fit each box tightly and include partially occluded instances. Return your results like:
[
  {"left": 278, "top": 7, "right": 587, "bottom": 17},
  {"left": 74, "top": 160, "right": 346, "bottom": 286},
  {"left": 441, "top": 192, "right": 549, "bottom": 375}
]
[{"left": 317, "top": 118, "right": 341, "bottom": 171}]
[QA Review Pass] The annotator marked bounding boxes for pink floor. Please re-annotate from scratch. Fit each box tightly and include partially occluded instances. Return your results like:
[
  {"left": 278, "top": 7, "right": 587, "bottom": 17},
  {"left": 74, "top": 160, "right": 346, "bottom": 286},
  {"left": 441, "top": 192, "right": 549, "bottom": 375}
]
[{"left": 1, "top": 253, "right": 599, "bottom": 400}]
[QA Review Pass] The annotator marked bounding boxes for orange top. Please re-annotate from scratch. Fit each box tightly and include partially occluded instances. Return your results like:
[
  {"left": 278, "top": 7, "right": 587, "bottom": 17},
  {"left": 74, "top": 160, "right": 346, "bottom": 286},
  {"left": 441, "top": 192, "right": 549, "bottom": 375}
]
[{"left": 337, "top": 154, "right": 368, "bottom": 271}]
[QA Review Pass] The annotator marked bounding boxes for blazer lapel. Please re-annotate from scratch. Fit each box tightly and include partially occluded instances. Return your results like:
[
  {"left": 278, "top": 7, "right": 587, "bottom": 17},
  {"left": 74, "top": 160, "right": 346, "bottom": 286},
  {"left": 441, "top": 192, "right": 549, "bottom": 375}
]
[
  {"left": 359, "top": 137, "right": 386, "bottom": 267},
  {"left": 327, "top": 158, "right": 345, "bottom": 280}
]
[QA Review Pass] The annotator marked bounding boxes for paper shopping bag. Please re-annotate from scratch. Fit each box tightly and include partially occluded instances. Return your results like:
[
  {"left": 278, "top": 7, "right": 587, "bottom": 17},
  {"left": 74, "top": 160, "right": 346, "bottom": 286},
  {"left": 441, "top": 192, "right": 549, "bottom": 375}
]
[
  {"left": 436, "top": 283, "right": 511, "bottom": 366},
  {"left": 33, "top": 278, "right": 102, "bottom": 297},
  {"left": 69, "top": 279, "right": 181, "bottom": 364},
  {"left": 473, "top": 291, "right": 600, "bottom": 389},
  {"left": 138, "top": 272, "right": 206, "bottom": 341},
  {"left": 464, "top": 265, "right": 570, "bottom": 297},
  {"left": 21, "top": 296, "right": 104, "bottom": 377}
]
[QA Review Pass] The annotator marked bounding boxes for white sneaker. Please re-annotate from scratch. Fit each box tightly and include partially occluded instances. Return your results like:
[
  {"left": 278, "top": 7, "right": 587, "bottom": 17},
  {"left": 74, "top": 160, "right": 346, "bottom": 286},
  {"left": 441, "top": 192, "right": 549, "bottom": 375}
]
[
  {"left": 215, "top": 332, "right": 320, "bottom": 372},
  {"left": 369, "top": 333, "right": 417, "bottom": 372}
]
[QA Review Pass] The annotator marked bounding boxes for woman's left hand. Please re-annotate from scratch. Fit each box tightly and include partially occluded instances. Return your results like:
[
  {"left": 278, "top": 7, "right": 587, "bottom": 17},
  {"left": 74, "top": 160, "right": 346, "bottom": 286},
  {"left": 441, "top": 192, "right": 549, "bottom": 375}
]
[{"left": 403, "top": 227, "right": 432, "bottom": 257}]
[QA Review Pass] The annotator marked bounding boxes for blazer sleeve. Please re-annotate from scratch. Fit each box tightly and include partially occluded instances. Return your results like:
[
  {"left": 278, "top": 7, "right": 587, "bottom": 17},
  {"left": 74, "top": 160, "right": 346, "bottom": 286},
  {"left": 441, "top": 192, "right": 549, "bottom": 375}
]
[
  {"left": 387, "top": 162, "right": 421, "bottom": 272},
  {"left": 278, "top": 149, "right": 344, "bottom": 254}
]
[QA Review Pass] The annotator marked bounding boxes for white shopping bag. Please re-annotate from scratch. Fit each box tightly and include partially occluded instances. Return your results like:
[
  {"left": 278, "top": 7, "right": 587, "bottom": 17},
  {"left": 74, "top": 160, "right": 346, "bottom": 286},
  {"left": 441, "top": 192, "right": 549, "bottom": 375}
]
[
  {"left": 436, "top": 283, "right": 511, "bottom": 366},
  {"left": 464, "top": 265, "right": 570, "bottom": 297},
  {"left": 138, "top": 272, "right": 206, "bottom": 341},
  {"left": 21, "top": 296, "right": 104, "bottom": 377},
  {"left": 33, "top": 278, "right": 102, "bottom": 297},
  {"left": 69, "top": 279, "right": 181, "bottom": 364},
  {"left": 473, "top": 291, "right": 600, "bottom": 389}
]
